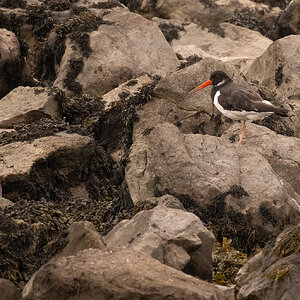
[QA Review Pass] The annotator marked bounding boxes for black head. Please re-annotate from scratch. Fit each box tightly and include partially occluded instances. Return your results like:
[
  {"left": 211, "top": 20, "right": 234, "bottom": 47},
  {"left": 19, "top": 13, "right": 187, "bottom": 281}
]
[{"left": 209, "top": 70, "right": 231, "bottom": 87}]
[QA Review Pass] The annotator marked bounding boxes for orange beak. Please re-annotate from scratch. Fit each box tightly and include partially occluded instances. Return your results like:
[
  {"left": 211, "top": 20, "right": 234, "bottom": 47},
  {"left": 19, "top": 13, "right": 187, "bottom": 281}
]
[{"left": 188, "top": 80, "right": 213, "bottom": 94}]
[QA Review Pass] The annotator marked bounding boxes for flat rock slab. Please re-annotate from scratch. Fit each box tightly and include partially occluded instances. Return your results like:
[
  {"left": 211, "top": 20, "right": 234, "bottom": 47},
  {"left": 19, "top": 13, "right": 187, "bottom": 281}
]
[
  {"left": 102, "top": 74, "right": 154, "bottom": 110},
  {"left": 162, "top": 20, "right": 272, "bottom": 74},
  {"left": 0, "top": 86, "right": 61, "bottom": 128},
  {"left": 0, "top": 132, "right": 90, "bottom": 181},
  {"left": 23, "top": 248, "right": 228, "bottom": 300}
]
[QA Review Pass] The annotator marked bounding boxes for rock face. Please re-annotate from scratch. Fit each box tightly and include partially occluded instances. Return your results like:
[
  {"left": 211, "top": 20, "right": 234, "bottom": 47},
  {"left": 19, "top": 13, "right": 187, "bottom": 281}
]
[
  {"left": 273, "top": 0, "right": 300, "bottom": 38},
  {"left": 104, "top": 195, "right": 215, "bottom": 280},
  {"left": 0, "top": 132, "right": 90, "bottom": 180},
  {"left": 0, "top": 279, "right": 21, "bottom": 300},
  {"left": 0, "top": 87, "right": 61, "bottom": 128},
  {"left": 54, "top": 9, "right": 179, "bottom": 97},
  {"left": 0, "top": 29, "right": 21, "bottom": 98},
  {"left": 246, "top": 35, "right": 300, "bottom": 99},
  {"left": 126, "top": 122, "right": 300, "bottom": 251},
  {"left": 236, "top": 224, "right": 300, "bottom": 299},
  {"left": 0, "top": 132, "right": 91, "bottom": 201},
  {"left": 158, "top": 19, "right": 272, "bottom": 74},
  {"left": 22, "top": 248, "right": 227, "bottom": 300},
  {"left": 53, "top": 221, "right": 105, "bottom": 260}
]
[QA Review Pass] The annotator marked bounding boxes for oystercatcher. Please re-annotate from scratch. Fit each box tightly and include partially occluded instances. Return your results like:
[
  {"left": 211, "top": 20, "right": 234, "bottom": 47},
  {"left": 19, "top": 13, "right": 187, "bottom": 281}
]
[{"left": 189, "top": 70, "right": 288, "bottom": 143}]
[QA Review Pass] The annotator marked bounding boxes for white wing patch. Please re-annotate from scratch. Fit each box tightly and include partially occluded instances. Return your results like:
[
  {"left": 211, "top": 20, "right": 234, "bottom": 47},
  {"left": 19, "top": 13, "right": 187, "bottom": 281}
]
[{"left": 262, "top": 100, "right": 273, "bottom": 106}]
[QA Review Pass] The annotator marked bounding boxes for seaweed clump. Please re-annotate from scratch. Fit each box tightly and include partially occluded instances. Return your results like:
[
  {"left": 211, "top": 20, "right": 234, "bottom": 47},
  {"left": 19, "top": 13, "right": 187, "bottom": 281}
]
[
  {"left": 213, "top": 237, "right": 247, "bottom": 285},
  {"left": 0, "top": 0, "right": 27, "bottom": 8},
  {"left": 158, "top": 22, "right": 185, "bottom": 43},
  {"left": 27, "top": 4, "right": 54, "bottom": 41}
]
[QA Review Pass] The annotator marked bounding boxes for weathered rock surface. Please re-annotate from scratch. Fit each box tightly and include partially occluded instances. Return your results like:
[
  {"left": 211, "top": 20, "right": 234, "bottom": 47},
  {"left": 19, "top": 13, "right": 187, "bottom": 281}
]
[
  {"left": 23, "top": 248, "right": 228, "bottom": 300},
  {"left": 53, "top": 221, "right": 105, "bottom": 260},
  {"left": 236, "top": 224, "right": 300, "bottom": 299},
  {"left": 222, "top": 122, "right": 300, "bottom": 204},
  {"left": 104, "top": 195, "right": 215, "bottom": 280},
  {"left": 0, "top": 29, "right": 21, "bottom": 98},
  {"left": 126, "top": 0, "right": 270, "bottom": 28},
  {"left": 0, "top": 86, "right": 61, "bottom": 128},
  {"left": 126, "top": 122, "right": 300, "bottom": 251},
  {"left": 0, "top": 132, "right": 90, "bottom": 180},
  {"left": 54, "top": 9, "right": 178, "bottom": 97},
  {"left": 0, "top": 279, "right": 21, "bottom": 300},
  {"left": 246, "top": 35, "right": 300, "bottom": 99},
  {"left": 156, "top": 19, "right": 272, "bottom": 74},
  {"left": 272, "top": 0, "right": 300, "bottom": 39},
  {"left": 102, "top": 74, "right": 154, "bottom": 110}
]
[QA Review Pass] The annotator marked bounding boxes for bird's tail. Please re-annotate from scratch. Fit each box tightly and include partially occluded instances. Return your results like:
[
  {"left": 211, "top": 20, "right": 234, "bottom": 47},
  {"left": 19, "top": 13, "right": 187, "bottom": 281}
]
[{"left": 274, "top": 107, "right": 289, "bottom": 117}]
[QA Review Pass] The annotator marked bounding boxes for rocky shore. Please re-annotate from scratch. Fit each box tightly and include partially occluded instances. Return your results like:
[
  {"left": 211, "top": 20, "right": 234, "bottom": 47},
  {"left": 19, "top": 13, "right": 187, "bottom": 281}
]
[{"left": 0, "top": 0, "right": 299, "bottom": 299}]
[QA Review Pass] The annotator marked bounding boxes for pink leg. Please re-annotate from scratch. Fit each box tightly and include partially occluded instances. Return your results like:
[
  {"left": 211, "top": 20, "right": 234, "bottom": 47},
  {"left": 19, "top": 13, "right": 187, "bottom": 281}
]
[{"left": 238, "top": 121, "right": 246, "bottom": 144}]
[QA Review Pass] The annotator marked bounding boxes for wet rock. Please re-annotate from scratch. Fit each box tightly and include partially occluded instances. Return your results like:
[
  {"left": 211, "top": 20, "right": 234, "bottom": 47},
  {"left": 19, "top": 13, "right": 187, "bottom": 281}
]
[
  {"left": 0, "top": 86, "right": 61, "bottom": 128},
  {"left": 236, "top": 224, "right": 300, "bottom": 299},
  {"left": 126, "top": 122, "right": 300, "bottom": 253},
  {"left": 246, "top": 35, "right": 300, "bottom": 99},
  {"left": 167, "top": 20, "right": 272, "bottom": 74},
  {"left": 54, "top": 9, "right": 178, "bottom": 97},
  {"left": 53, "top": 221, "right": 105, "bottom": 259},
  {"left": 23, "top": 248, "right": 227, "bottom": 300},
  {"left": 104, "top": 195, "right": 215, "bottom": 280},
  {"left": 0, "top": 28, "right": 21, "bottom": 97},
  {"left": 0, "top": 279, "right": 21, "bottom": 300}
]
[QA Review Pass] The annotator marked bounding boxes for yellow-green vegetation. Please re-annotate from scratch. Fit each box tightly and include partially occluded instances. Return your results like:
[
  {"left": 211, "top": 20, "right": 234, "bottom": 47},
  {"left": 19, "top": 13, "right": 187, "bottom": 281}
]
[
  {"left": 266, "top": 263, "right": 290, "bottom": 282},
  {"left": 274, "top": 230, "right": 300, "bottom": 260},
  {"left": 213, "top": 237, "right": 248, "bottom": 285}
]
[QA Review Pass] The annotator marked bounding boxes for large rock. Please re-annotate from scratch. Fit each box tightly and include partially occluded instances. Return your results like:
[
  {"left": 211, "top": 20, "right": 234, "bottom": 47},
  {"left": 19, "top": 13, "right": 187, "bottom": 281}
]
[
  {"left": 236, "top": 224, "right": 300, "bottom": 299},
  {"left": 54, "top": 221, "right": 105, "bottom": 260},
  {"left": 0, "top": 132, "right": 90, "bottom": 180},
  {"left": 126, "top": 122, "right": 300, "bottom": 251},
  {"left": 0, "top": 29, "right": 21, "bottom": 98},
  {"left": 0, "top": 279, "right": 21, "bottom": 300},
  {"left": 104, "top": 195, "right": 215, "bottom": 280},
  {"left": 246, "top": 35, "right": 300, "bottom": 99},
  {"left": 0, "top": 86, "right": 61, "bottom": 128},
  {"left": 0, "top": 132, "right": 91, "bottom": 201},
  {"left": 23, "top": 248, "right": 228, "bottom": 300},
  {"left": 272, "top": 0, "right": 300, "bottom": 39},
  {"left": 54, "top": 9, "right": 179, "bottom": 97},
  {"left": 156, "top": 19, "right": 272, "bottom": 74}
]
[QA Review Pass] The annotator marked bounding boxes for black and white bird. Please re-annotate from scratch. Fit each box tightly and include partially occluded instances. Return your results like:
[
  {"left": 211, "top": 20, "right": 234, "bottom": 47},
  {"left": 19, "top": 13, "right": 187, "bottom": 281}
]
[{"left": 189, "top": 70, "right": 288, "bottom": 143}]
